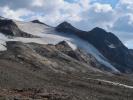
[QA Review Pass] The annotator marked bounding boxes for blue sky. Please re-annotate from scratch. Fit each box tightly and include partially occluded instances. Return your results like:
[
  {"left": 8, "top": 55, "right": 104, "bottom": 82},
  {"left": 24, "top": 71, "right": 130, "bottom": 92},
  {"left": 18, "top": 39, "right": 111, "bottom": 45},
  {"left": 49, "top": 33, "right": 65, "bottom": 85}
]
[
  {"left": 0, "top": 0, "right": 133, "bottom": 48},
  {"left": 92, "top": 0, "right": 119, "bottom": 6},
  {"left": 65, "top": 0, "right": 118, "bottom": 7}
]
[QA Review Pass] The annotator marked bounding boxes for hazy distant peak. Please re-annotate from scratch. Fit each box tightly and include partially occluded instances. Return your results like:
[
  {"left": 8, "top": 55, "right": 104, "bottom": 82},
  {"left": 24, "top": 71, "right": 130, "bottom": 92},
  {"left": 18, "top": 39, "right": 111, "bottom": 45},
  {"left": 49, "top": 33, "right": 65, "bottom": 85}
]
[{"left": 31, "top": 19, "right": 49, "bottom": 26}]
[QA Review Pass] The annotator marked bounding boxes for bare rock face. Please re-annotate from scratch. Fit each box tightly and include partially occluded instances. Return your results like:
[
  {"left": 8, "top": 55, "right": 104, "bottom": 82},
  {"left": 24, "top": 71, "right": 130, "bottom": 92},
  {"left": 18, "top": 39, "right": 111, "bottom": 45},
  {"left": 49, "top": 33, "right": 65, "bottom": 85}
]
[
  {"left": 0, "top": 19, "right": 35, "bottom": 37},
  {"left": 129, "top": 49, "right": 133, "bottom": 56},
  {"left": 56, "top": 22, "right": 133, "bottom": 73},
  {"left": 31, "top": 20, "right": 49, "bottom": 26},
  {"left": 0, "top": 41, "right": 101, "bottom": 78},
  {"left": 56, "top": 21, "right": 83, "bottom": 34},
  {"left": 55, "top": 41, "right": 103, "bottom": 70},
  {"left": 86, "top": 28, "right": 131, "bottom": 71}
]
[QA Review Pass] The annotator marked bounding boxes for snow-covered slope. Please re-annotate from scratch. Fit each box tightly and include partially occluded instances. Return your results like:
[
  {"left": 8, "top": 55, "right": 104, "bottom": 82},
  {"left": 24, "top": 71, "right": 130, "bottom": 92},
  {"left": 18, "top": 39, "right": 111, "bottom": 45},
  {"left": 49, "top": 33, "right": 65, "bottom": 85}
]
[{"left": 15, "top": 21, "right": 54, "bottom": 36}]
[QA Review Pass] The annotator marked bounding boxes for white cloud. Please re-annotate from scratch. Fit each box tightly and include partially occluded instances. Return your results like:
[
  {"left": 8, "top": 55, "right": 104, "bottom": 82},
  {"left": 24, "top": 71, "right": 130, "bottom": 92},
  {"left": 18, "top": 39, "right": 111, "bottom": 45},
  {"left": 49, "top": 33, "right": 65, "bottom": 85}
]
[
  {"left": 0, "top": 6, "right": 33, "bottom": 20},
  {"left": 91, "top": 3, "right": 113, "bottom": 13},
  {"left": 72, "top": 2, "right": 115, "bottom": 30},
  {"left": 31, "top": 0, "right": 44, "bottom": 7},
  {"left": 78, "top": 0, "right": 90, "bottom": 10},
  {"left": 119, "top": 0, "right": 133, "bottom": 5},
  {"left": 111, "top": 14, "right": 133, "bottom": 33},
  {"left": 29, "top": 0, "right": 85, "bottom": 25}
]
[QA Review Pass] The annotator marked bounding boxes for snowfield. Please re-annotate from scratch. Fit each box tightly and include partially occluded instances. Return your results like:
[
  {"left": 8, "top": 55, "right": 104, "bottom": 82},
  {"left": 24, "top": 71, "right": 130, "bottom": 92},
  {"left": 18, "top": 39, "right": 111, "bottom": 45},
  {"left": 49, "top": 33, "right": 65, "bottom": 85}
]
[{"left": 15, "top": 21, "right": 54, "bottom": 36}]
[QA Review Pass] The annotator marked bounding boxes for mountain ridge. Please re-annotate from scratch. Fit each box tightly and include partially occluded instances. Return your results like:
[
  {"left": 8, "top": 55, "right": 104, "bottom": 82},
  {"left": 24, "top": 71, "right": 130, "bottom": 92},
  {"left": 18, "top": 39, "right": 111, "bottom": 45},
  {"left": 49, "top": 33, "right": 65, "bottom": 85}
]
[
  {"left": 0, "top": 19, "right": 36, "bottom": 37},
  {"left": 56, "top": 21, "right": 133, "bottom": 73}
]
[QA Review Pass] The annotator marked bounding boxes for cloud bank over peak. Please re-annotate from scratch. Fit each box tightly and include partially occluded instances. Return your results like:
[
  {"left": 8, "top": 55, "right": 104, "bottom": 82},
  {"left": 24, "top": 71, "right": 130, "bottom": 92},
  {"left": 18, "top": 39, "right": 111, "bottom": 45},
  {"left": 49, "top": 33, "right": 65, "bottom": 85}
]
[{"left": 0, "top": 0, "right": 133, "bottom": 48}]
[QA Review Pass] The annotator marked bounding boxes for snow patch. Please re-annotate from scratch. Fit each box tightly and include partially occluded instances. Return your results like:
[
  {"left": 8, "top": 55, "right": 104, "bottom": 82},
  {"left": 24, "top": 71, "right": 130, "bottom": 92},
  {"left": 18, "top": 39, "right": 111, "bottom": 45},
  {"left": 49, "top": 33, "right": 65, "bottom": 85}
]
[
  {"left": 108, "top": 44, "right": 116, "bottom": 48},
  {"left": 65, "top": 41, "right": 77, "bottom": 50},
  {"left": 15, "top": 21, "right": 54, "bottom": 36},
  {"left": 87, "top": 78, "right": 133, "bottom": 89},
  {"left": 0, "top": 33, "right": 8, "bottom": 51},
  {"left": 105, "top": 40, "right": 116, "bottom": 49}
]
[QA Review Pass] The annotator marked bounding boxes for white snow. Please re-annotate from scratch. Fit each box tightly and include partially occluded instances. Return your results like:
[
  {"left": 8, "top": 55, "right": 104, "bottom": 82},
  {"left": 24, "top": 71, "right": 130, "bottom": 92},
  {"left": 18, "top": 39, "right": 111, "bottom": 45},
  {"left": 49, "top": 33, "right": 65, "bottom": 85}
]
[
  {"left": 108, "top": 44, "right": 116, "bottom": 48},
  {"left": 87, "top": 78, "right": 133, "bottom": 89},
  {"left": 14, "top": 21, "right": 78, "bottom": 50},
  {"left": 0, "top": 33, "right": 8, "bottom": 51},
  {"left": 105, "top": 40, "right": 116, "bottom": 49},
  {"left": 0, "top": 33, "right": 77, "bottom": 50},
  {"left": 0, "top": 44, "right": 6, "bottom": 51},
  {"left": 63, "top": 34, "right": 119, "bottom": 72},
  {"left": 15, "top": 21, "right": 54, "bottom": 36},
  {"left": 66, "top": 41, "right": 77, "bottom": 50}
]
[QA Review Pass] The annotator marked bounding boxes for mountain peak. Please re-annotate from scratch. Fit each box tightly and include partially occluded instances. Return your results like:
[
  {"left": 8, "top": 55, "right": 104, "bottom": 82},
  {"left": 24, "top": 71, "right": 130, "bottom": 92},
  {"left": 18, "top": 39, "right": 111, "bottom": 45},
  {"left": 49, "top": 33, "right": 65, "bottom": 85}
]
[
  {"left": 56, "top": 21, "right": 79, "bottom": 33},
  {"left": 56, "top": 41, "right": 71, "bottom": 49},
  {"left": 31, "top": 20, "right": 48, "bottom": 26},
  {"left": 31, "top": 19, "right": 41, "bottom": 23},
  {"left": 90, "top": 27, "right": 106, "bottom": 33},
  {"left": 57, "top": 41, "right": 69, "bottom": 46},
  {"left": 57, "top": 21, "right": 73, "bottom": 28},
  {"left": 0, "top": 19, "right": 35, "bottom": 37}
]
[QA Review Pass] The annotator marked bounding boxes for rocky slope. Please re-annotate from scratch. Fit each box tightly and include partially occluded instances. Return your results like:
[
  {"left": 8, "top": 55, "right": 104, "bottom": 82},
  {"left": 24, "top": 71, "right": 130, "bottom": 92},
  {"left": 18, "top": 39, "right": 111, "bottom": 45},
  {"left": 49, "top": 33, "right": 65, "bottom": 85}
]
[
  {"left": 0, "top": 19, "right": 35, "bottom": 37},
  {"left": 0, "top": 40, "right": 105, "bottom": 87},
  {"left": 129, "top": 49, "right": 133, "bottom": 56},
  {"left": 0, "top": 41, "right": 133, "bottom": 100}
]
